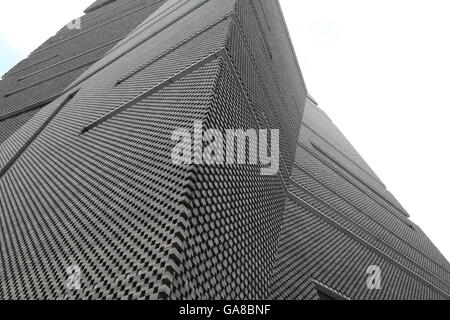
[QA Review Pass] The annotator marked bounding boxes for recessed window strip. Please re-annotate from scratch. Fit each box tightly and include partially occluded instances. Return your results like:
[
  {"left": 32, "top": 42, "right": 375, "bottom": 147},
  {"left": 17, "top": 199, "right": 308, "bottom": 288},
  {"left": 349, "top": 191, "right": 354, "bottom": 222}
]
[
  {"left": 0, "top": 89, "right": 80, "bottom": 180},
  {"left": 292, "top": 162, "right": 450, "bottom": 277},
  {"left": 60, "top": 0, "right": 211, "bottom": 94},
  {"left": 31, "top": 0, "right": 158, "bottom": 55},
  {"left": 106, "top": 0, "right": 208, "bottom": 58},
  {"left": 302, "top": 122, "right": 385, "bottom": 187},
  {"left": 5, "top": 54, "right": 60, "bottom": 77},
  {"left": 84, "top": 0, "right": 136, "bottom": 22},
  {"left": 52, "top": 0, "right": 148, "bottom": 44},
  {"left": 309, "top": 141, "right": 408, "bottom": 217},
  {"left": 115, "top": 15, "right": 231, "bottom": 86},
  {"left": 0, "top": 94, "right": 61, "bottom": 122},
  {"left": 85, "top": 0, "right": 119, "bottom": 14},
  {"left": 81, "top": 50, "right": 224, "bottom": 134},
  {"left": 288, "top": 192, "right": 449, "bottom": 298}
]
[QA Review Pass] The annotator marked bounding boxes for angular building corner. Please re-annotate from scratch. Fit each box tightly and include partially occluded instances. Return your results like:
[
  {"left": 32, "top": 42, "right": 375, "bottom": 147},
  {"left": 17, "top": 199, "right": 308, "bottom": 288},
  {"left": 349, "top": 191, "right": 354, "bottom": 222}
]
[{"left": 0, "top": 0, "right": 448, "bottom": 300}]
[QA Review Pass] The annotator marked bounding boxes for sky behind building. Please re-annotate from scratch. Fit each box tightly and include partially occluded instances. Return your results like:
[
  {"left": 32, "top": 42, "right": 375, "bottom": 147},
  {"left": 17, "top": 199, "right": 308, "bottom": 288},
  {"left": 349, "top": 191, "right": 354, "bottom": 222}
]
[{"left": 0, "top": 0, "right": 448, "bottom": 260}]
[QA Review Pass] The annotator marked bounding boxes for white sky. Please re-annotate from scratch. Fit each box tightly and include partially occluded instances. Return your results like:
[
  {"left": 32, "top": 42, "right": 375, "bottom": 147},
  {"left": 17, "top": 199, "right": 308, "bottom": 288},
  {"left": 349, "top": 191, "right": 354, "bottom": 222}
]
[{"left": 0, "top": 1, "right": 448, "bottom": 260}]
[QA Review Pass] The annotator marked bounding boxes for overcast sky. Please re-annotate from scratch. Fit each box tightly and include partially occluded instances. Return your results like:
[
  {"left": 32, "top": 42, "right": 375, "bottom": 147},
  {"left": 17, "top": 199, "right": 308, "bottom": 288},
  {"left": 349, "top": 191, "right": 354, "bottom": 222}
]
[{"left": 0, "top": 0, "right": 448, "bottom": 260}]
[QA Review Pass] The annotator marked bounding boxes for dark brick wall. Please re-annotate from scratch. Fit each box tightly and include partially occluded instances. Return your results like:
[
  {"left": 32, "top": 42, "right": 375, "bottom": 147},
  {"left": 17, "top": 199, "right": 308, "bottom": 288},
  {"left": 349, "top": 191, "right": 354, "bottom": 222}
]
[{"left": 0, "top": 0, "right": 448, "bottom": 300}]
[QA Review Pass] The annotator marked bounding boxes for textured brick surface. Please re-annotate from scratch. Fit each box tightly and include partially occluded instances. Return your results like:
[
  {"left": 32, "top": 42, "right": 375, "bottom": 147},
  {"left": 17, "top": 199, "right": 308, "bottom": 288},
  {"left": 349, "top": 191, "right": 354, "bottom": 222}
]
[
  {"left": 0, "top": 0, "right": 167, "bottom": 129},
  {"left": 0, "top": 0, "right": 448, "bottom": 300}
]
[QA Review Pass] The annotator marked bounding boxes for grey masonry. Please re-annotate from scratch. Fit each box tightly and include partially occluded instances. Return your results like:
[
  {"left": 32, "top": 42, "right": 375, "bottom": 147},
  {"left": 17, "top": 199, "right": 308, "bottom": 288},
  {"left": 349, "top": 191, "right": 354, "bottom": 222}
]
[{"left": 0, "top": 0, "right": 449, "bottom": 299}]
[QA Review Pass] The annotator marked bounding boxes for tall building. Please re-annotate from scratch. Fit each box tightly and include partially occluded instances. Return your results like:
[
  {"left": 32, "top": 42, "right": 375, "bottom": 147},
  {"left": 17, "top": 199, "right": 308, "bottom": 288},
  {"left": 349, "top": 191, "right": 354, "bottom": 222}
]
[{"left": 0, "top": 0, "right": 448, "bottom": 300}]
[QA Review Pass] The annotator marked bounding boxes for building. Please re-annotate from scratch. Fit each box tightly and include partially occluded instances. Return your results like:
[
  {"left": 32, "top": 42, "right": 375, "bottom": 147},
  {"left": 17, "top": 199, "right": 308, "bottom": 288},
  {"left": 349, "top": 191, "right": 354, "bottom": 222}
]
[{"left": 0, "top": 0, "right": 448, "bottom": 299}]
